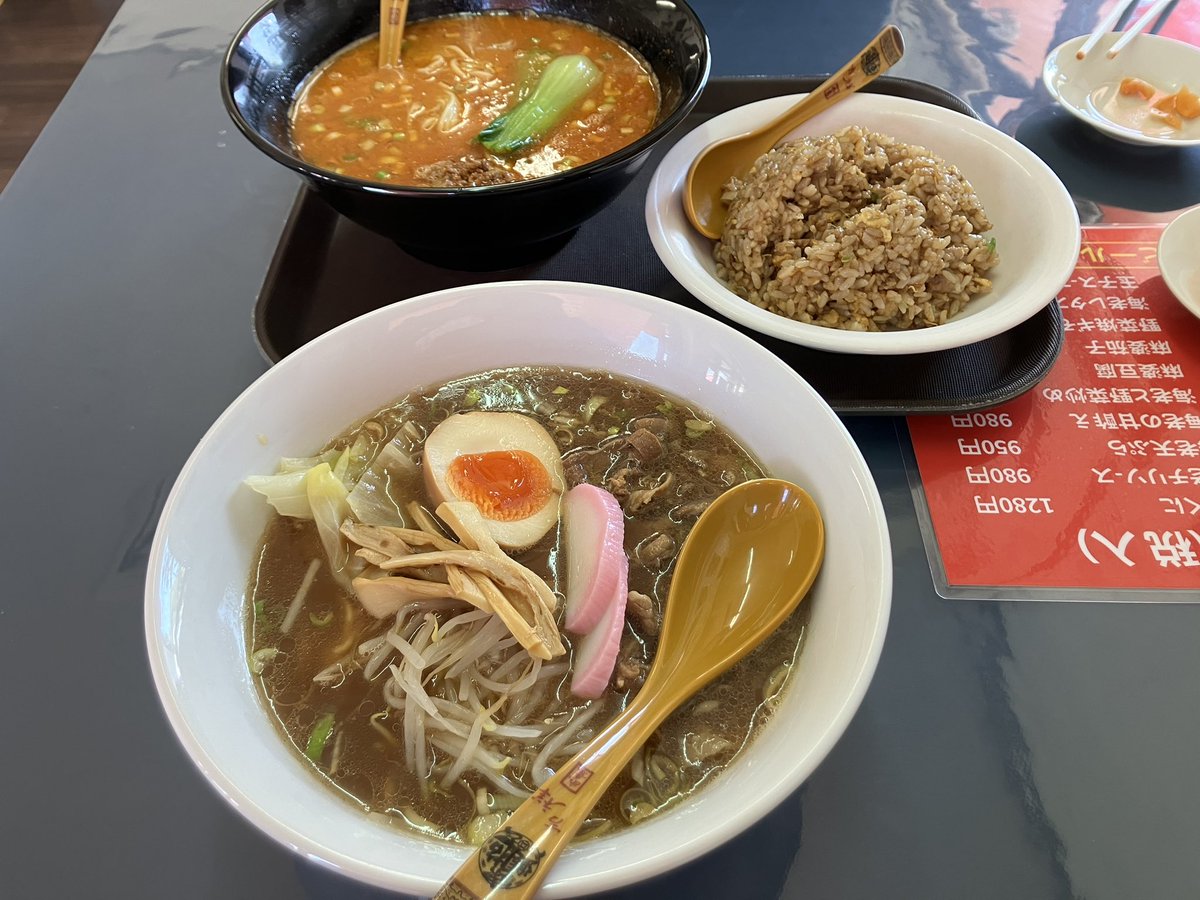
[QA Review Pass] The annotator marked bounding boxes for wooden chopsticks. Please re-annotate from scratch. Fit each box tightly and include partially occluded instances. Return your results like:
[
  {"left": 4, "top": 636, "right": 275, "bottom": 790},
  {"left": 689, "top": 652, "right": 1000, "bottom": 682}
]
[
  {"left": 378, "top": 0, "right": 410, "bottom": 69},
  {"left": 1075, "top": 0, "right": 1172, "bottom": 61}
]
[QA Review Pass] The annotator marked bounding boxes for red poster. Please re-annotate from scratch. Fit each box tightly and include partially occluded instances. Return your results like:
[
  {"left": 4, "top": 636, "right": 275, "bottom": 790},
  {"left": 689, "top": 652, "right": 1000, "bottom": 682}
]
[{"left": 908, "top": 226, "right": 1200, "bottom": 592}]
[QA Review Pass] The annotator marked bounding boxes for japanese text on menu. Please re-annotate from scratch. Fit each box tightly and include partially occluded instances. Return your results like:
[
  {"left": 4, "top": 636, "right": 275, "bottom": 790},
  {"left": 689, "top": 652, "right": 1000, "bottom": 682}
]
[{"left": 908, "top": 226, "right": 1200, "bottom": 591}]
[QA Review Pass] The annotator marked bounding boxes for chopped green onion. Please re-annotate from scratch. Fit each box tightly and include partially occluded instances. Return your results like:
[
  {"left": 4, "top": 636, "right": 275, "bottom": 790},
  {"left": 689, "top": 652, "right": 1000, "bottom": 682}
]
[
  {"left": 477, "top": 55, "right": 601, "bottom": 155},
  {"left": 250, "top": 647, "right": 279, "bottom": 674},
  {"left": 987, "top": 237, "right": 997, "bottom": 254},
  {"left": 655, "top": 400, "right": 674, "bottom": 414},
  {"left": 552, "top": 386, "right": 569, "bottom": 395},
  {"left": 484, "top": 381, "right": 524, "bottom": 409},
  {"left": 463, "top": 387, "right": 482, "bottom": 407},
  {"left": 253, "top": 600, "right": 265, "bottom": 618},
  {"left": 309, "top": 610, "right": 334, "bottom": 627},
  {"left": 607, "top": 426, "right": 620, "bottom": 435},
  {"left": 375, "top": 170, "right": 391, "bottom": 180},
  {"left": 306, "top": 713, "right": 335, "bottom": 762},
  {"left": 583, "top": 395, "right": 608, "bottom": 423},
  {"left": 840, "top": 251, "right": 855, "bottom": 263},
  {"left": 685, "top": 418, "right": 714, "bottom": 435}
]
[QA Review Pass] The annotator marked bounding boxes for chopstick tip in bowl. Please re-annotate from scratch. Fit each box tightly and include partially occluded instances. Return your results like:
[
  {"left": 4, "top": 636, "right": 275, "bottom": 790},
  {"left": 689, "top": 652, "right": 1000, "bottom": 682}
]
[
  {"left": 1075, "top": 0, "right": 1137, "bottom": 61},
  {"left": 1105, "top": 0, "right": 1173, "bottom": 60}
]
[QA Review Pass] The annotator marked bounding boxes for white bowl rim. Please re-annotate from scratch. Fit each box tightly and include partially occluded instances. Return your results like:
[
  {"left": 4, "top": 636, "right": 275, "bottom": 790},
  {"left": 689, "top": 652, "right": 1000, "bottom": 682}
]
[
  {"left": 1159, "top": 205, "right": 1200, "bottom": 320},
  {"left": 144, "top": 279, "right": 892, "bottom": 896},
  {"left": 1042, "top": 33, "right": 1200, "bottom": 148},
  {"left": 646, "top": 92, "right": 1081, "bottom": 355}
]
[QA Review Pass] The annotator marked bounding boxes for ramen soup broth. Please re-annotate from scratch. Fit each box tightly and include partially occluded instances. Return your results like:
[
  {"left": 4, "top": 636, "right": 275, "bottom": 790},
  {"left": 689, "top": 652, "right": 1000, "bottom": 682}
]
[
  {"left": 247, "top": 368, "right": 809, "bottom": 843},
  {"left": 290, "top": 13, "right": 660, "bottom": 186}
]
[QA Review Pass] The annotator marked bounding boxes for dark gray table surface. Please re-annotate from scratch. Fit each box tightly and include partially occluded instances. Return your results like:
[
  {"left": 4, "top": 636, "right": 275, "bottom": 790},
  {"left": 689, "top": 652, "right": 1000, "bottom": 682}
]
[{"left": 2, "top": 1, "right": 1198, "bottom": 898}]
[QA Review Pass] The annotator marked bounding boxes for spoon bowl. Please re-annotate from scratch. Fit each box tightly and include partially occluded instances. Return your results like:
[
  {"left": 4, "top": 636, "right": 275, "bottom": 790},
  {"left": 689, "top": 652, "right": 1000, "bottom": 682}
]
[
  {"left": 436, "top": 479, "right": 824, "bottom": 899},
  {"left": 684, "top": 25, "right": 904, "bottom": 239},
  {"left": 653, "top": 478, "right": 825, "bottom": 689}
]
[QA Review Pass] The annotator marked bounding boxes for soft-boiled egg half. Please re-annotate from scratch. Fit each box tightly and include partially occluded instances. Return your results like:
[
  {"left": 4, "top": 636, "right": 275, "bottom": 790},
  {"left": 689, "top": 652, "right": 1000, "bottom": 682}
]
[{"left": 423, "top": 411, "right": 566, "bottom": 550}]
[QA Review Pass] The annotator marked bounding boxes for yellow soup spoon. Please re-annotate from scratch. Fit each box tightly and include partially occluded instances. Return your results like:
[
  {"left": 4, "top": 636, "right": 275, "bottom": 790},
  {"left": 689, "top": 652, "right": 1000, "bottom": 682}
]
[
  {"left": 684, "top": 25, "right": 905, "bottom": 240},
  {"left": 434, "top": 478, "right": 825, "bottom": 900}
]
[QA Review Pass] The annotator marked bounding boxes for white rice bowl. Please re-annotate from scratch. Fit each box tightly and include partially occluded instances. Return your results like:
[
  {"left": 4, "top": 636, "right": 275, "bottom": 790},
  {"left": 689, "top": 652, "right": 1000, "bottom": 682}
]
[{"left": 647, "top": 92, "right": 1080, "bottom": 355}]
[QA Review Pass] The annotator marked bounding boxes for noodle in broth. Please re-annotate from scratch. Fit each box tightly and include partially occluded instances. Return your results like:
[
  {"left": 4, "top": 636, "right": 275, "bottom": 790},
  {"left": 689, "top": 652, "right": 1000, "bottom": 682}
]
[{"left": 246, "top": 368, "right": 809, "bottom": 843}]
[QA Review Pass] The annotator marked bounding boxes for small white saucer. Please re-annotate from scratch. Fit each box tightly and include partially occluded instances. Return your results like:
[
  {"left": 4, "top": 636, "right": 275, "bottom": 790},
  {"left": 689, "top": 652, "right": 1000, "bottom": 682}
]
[
  {"left": 1043, "top": 32, "right": 1200, "bottom": 147},
  {"left": 1159, "top": 205, "right": 1200, "bottom": 319}
]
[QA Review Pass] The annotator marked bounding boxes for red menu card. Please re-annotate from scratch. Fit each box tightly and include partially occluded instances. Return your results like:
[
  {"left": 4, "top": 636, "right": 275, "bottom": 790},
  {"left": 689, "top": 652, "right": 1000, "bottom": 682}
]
[{"left": 908, "top": 226, "right": 1200, "bottom": 593}]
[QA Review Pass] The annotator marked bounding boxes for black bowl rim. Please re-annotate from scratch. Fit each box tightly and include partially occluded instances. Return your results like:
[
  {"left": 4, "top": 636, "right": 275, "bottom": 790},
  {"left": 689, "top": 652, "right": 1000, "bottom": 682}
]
[{"left": 219, "top": 0, "right": 712, "bottom": 197}]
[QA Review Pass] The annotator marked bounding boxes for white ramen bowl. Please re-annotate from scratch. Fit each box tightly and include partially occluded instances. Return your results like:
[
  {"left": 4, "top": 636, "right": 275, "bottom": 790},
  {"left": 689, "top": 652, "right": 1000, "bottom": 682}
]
[
  {"left": 145, "top": 281, "right": 891, "bottom": 896},
  {"left": 1043, "top": 33, "right": 1200, "bottom": 148},
  {"left": 646, "top": 92, "right": 1080, "bottom": 355}
]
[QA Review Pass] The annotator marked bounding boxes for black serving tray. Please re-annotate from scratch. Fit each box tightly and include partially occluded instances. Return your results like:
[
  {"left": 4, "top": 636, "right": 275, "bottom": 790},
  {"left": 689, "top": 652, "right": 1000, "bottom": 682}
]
[{"left": 254, "top": 76, "right": 1064, "bottom": 414}]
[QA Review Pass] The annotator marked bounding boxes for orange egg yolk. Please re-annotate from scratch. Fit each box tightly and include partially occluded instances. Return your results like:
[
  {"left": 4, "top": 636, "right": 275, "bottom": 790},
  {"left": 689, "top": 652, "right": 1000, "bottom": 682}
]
[{"left": 447, "top": 450, "right": 553, "bottom": 521}]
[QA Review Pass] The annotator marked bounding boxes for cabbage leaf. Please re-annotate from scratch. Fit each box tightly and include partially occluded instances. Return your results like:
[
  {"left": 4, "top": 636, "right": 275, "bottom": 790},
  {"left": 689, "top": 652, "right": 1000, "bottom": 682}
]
[{"left": 347, "top": 438, "right": 417, "bottom": 527}]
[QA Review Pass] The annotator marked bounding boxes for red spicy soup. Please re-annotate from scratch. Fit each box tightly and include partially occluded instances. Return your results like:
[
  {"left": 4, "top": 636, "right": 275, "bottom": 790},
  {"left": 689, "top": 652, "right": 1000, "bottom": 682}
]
[{"left": 290, "top": 12, "right": 660, "bottom": 187}]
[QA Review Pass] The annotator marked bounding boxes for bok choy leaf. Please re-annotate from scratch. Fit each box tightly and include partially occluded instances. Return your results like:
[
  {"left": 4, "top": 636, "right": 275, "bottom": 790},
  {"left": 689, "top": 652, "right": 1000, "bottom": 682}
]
[
  {"left": 478, "top": 54, "right": 601, "bottom": 155},
  {"left": 514, "top": 48, "right": 553, "bottom": 102}
]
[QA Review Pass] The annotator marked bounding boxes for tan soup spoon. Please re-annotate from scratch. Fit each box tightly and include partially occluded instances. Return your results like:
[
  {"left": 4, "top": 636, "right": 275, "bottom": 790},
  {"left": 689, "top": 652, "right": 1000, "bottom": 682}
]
[
  {"left": 683, "top": 25, "right": 905, "bottom": 240},
  {"left": 434, "top": 477, "right": 825, "bottom": 900}
]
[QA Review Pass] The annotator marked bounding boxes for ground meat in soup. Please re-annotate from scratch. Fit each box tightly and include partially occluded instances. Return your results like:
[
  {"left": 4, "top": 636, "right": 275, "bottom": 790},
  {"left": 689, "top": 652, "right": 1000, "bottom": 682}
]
[
  {"left": 246, "top": 368, "right": 810, "bottom": 844},
  {"left": 415, "top": 157, "right": 518, "bottom": 187}
]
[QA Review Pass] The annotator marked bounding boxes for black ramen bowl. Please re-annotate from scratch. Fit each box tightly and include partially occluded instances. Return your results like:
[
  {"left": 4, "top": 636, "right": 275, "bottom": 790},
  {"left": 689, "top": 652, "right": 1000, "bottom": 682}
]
[{"left": 222, "top": 0, "right": 710, "bottom": 269}]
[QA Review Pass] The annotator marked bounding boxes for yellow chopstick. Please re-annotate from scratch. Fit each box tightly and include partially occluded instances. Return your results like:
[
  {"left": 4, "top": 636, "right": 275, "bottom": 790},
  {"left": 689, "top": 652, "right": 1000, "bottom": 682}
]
[{"left": 378, "top": 0, "right": 410, "bottom": 69}]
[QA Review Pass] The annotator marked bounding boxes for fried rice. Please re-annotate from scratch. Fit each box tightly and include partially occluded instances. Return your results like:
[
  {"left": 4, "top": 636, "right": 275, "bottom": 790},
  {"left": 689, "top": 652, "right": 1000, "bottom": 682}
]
[{"left": 713, "top": 125, "right": 999, "bottom": 331}]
